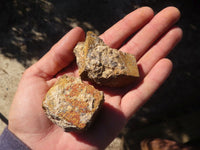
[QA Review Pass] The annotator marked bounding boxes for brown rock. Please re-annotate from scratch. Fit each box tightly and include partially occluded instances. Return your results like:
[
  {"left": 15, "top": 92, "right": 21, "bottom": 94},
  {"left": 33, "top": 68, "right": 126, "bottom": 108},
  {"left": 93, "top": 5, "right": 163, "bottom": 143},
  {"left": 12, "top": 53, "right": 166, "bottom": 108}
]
[
  {"left": 141, "top": 138, "right": 193, "bottom": 150},
  {"left": 42, "top": 75, "right": 104, "bottom": 132},
  {"left": 74, "top": 31, "right": 139, "bottom": 87}
]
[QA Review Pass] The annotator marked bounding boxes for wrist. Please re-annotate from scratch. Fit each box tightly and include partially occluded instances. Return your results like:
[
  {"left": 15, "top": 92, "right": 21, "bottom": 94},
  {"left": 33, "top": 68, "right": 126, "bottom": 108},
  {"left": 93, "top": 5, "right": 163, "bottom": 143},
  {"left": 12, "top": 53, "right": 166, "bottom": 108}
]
[{"left": 0, "top": 127, "right": 30, "bottom": 150}]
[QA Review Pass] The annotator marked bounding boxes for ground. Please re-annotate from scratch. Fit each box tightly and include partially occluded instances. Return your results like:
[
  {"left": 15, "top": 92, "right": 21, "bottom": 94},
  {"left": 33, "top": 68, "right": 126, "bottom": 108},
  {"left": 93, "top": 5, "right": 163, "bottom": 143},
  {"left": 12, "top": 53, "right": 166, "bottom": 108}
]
[{"left": 0, "top": 0, "right": 200, "bottom": 149}]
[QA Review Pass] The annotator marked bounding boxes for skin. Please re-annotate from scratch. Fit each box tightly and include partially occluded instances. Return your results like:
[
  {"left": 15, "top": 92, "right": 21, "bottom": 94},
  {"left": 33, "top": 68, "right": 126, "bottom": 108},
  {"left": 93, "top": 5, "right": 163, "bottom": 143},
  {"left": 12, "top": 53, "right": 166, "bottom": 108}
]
[{"left": 8, "top": 6, "right": 182, "bottom": 150}]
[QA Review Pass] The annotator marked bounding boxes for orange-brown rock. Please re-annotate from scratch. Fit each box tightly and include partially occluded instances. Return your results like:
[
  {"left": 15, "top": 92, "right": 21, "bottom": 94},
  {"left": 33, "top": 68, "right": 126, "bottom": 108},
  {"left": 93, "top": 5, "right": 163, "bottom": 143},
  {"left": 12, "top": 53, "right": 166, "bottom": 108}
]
[
  {"left": 74, "top": 31, "right": 139, "bottom": 87},
  {"left": 42, "top": 75, "right": 104, "bottom": 132}
]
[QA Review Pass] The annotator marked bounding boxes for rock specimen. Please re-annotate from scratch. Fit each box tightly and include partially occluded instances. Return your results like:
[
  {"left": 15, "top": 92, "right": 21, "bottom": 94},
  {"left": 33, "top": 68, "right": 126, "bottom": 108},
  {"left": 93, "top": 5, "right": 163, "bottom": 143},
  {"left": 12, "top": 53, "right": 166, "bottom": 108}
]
[
  {"left": 74, "top": 31, "right": 139, "bottom": 87},
  {"left": 42, "top": 75, "right": 104, "bottom": 132}
]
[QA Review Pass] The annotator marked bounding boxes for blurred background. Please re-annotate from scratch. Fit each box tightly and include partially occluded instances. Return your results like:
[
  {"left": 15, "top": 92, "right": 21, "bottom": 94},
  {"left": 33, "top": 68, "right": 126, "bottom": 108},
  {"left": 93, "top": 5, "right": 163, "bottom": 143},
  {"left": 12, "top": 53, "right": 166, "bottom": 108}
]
[{"left": 0, "top": 0, "right": 200, "bottom": 149}]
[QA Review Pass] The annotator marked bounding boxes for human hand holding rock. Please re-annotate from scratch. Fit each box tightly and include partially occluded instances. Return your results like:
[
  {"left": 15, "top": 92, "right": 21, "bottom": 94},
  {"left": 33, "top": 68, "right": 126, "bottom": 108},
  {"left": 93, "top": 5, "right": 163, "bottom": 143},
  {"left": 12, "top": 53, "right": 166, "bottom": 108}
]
[{"left": 8, "top": 7, "right": 182, "bottom": 150}]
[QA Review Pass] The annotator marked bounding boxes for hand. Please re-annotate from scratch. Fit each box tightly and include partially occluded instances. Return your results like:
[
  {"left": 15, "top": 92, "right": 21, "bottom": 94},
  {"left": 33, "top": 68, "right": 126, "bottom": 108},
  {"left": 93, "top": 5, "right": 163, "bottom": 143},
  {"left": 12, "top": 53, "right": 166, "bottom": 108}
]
[{"left": 8, "top": 7, "right": 182, "bottom": 150}]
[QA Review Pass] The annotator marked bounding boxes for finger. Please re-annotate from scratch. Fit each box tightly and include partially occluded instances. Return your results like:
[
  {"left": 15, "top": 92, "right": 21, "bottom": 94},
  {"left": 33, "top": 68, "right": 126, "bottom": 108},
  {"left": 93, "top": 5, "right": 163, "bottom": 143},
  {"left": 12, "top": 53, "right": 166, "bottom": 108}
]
[
  {"left": 120, "top": 7, "right": 181, "bottom": 60},
  {"left": 28, "top": 27, "right": 85, "bottom": 79},
  {"left": 100, "top": 7, "right": 154, "bottom": 48},
  {"left": 138, "top": 27, "right": 182, "bottom": 78},
  {"left": 121, "top": 59, "right": 173, "bottom": 118}
]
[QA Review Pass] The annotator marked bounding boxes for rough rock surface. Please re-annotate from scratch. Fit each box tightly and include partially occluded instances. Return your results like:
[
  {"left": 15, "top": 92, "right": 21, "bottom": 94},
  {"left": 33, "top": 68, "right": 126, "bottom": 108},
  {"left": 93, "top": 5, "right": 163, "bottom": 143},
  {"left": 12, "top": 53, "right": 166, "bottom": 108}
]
[
  {"left": 74, "top": 31, "right": 139, "bottom": 87},
  {"left": 42, "top": 75, "right": 104, "bottom": 132}
]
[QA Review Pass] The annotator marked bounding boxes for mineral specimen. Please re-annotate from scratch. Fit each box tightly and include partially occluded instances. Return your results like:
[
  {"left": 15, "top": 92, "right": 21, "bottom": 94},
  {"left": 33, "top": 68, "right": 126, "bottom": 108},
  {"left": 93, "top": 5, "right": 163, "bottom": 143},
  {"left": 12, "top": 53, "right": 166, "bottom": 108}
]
[
  {"left": 42, "top": 75, "right": 104, "bottom": 132},
  {"left": 74, "top": 31, "right": 140, "bottom": 87}
]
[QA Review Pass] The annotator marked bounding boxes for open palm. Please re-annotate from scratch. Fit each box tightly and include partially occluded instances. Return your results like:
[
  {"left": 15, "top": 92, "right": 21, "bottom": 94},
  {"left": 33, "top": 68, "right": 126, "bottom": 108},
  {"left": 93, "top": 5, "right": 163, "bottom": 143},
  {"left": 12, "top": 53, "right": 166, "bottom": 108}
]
[{"left": 8, "top": 7, "right": 182, "bottom": 150}]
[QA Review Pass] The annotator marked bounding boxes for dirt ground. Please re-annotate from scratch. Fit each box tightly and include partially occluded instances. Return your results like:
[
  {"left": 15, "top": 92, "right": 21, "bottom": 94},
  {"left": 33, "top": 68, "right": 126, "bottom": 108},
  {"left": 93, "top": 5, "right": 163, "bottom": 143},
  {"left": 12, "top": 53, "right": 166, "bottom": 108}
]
[{"left": 0, "top": 0, "right": 200, "bottom": 149}]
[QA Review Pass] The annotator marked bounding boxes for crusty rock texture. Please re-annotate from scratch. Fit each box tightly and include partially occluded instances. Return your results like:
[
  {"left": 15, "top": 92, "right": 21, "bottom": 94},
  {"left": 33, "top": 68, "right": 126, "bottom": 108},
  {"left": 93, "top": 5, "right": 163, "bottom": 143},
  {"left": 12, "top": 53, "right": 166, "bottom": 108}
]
[
  {"left": 74, "top": 31, "right": 139, "bottom": 87},
  {"left": 42, "top": 75, "right": 104, "bottom": 132}
]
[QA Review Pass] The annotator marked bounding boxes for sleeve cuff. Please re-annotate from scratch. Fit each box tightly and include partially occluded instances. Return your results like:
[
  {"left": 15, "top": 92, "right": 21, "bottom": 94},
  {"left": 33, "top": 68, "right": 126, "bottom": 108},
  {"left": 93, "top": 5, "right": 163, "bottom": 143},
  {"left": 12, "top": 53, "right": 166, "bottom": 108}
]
[{"left": 0, "top": 127, "right": 30, "bottom": 150}]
